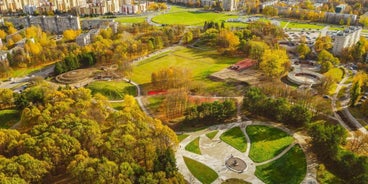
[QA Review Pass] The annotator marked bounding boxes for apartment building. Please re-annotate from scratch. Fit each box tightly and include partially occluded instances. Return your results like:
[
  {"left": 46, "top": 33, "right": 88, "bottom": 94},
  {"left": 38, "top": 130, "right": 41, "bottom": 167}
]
[{"left": 332, "top": 26, "right": 362, "bottom": 55}]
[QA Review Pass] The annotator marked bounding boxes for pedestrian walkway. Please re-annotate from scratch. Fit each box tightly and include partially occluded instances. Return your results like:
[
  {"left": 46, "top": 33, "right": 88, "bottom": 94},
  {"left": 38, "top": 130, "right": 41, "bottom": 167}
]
[{"left": 176, "top": 121, "right": 317, "bottom": 184}]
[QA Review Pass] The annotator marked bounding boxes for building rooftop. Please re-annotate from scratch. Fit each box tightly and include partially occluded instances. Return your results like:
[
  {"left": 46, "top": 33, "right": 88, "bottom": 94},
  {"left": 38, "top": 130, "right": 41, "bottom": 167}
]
[{"left": 336, "top": 26, "right": 361, "bottom": 36}]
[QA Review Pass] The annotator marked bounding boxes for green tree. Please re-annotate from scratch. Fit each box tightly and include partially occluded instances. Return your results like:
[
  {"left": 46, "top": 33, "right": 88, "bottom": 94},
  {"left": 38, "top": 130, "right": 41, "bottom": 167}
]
[
  {"left": 308, "top": 121, "right": 347, "bottom": 158},
  {"left": 317, "top": 50, "right": 339, "bottom": 73}
]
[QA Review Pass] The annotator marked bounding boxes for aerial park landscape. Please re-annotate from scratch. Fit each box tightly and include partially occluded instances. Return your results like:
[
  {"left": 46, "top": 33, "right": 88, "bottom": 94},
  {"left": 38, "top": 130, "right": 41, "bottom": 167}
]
[{"left": 0, "top": 0, "right": 368, "bottom": 183}]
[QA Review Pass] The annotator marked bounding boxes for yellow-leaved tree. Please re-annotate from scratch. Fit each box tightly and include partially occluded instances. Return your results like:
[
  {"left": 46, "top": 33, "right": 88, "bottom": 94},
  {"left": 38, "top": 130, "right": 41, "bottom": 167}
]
[{"left": 260, "top": 49, "right": 290, "bottom": 79}]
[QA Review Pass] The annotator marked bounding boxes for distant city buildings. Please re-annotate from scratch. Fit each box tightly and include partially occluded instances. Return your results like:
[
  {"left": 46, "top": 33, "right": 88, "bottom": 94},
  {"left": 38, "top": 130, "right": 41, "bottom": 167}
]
[
  {"left": 332, "top": 26, "right": 362, "bottom": 55},
  {"left": 0, "top": 0, "right": 150, "bottom": 15}
]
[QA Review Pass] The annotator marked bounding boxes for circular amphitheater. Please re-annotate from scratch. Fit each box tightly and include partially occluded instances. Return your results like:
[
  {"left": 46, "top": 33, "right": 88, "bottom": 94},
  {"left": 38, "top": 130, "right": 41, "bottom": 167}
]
[
  {"left": 55, "top": 69, "right": 93, "bottom": 84},
  {"left": 287, "top": 70, "right": 324, "bottom": 86}
]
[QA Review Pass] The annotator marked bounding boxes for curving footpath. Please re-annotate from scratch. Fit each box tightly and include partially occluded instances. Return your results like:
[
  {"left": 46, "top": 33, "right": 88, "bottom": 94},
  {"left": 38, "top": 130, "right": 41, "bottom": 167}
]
[{"left": 176, "top": 121, "right": 318, "bottom": 184}]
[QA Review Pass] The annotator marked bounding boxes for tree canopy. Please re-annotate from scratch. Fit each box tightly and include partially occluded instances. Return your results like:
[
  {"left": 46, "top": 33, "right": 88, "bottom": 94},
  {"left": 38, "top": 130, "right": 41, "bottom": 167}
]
[{"left": 1, "top": 83, "right": 184, "bottom": 183}]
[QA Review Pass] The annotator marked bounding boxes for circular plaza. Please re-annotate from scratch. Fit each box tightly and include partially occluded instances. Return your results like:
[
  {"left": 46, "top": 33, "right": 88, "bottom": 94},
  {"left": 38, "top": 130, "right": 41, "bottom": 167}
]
[{"left": 176, "top": 121, "right": 311, "bottom": 184}]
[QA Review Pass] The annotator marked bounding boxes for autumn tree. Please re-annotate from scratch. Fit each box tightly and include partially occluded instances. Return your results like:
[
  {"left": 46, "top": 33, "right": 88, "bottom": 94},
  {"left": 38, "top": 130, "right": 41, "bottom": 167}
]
[
  {"left": 242, "top": 40, "right": 269, "bottom": 64},
  {"left": 262, "top": 6, "right": 278, "bottom": 16},
  {"left": 162, "top": 88, "right": 189, "bottom": 119},
  {"left": 0, "top": 30, "right": 6, "bottom": 40},
  {"left": 216, "top": 29, "right": 240, "bottom": 53},
  {"left": 182, "top": 31, "right": 193, "bottom": 44},
  {"left": 0, "top": 88, "right": 13, "bottom": 109},
  {"left": 347, "top": 131, "right": 368, "bottom": 155},
  {"left": 296, "top": 43, "right": 311, "bottom": 59},
  {"left": 151, "top": 67, "right": 192, "bottom": 90},
  {"left": 314, "top": 36, "right": 333, "bottom": 52},
  {"left": 317, "top": 50, "right": 339, "bottom": 73},
  {"left": 63, "top": 29, "right": 81, "bottom": 42},
  {"left": 359, "top": 16, "right": 368, "bottom": 28},
  {"left": 259, "top": 49, "right": 290, "bottom": 79}
]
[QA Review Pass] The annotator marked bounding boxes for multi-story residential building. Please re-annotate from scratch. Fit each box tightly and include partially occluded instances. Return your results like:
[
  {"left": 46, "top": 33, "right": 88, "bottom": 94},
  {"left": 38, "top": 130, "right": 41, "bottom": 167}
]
[{"left": 332, "top": 26, "right": 362, "bottom": 55}]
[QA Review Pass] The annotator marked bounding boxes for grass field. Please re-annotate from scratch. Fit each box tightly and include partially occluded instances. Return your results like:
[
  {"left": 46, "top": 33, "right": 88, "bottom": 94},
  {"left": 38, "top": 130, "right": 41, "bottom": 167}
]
[
  {"left": 284, "top": 22, "right": 325, "bottom": 29},
  {"left": 131, "top": 46, "right": 241, "bottom": 84},
  {"left": 220, "top": 127, "right": 247, "bottom": 152},
  {"left": 0, "top": 109, "right": 20, "bottom": 128},
  {"left": 177, "top": 134, "right": 189, "bottom": 142},
  {"left": 185, "top": 137, "right": 201, "bottom": 154},
  {"left": 255, "top": 145, "right": 306, "bottom": 184},
  {"left": 246, "top": 125, "right": 294, "bottom": 163},
  {"left": 183, "top": 156, "right": 218, "bottom": 184},
  {"left": 152, "top": 11, "right": 238, "bottom": 26},
  {"left": 206, "top": 130, "right": 218, "bottom": 140},
  {"left": 87, "top": 81, "right": 137, "bottom": 100},
  {"left": 114, "top": 16, "right": 147, "bottom": 23}
]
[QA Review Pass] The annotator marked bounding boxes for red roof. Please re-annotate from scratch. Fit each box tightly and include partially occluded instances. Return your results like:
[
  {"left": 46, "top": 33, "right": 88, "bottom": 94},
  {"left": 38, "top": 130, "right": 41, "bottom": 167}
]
[{"left": 230, "top": 59, "right": 255, "bottom": 71}]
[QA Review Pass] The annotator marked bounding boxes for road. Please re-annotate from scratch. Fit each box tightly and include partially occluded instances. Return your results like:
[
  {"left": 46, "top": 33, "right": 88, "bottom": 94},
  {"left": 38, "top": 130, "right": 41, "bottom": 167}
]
[{"left": 0, "top": 64, "right": 55, "bottom": 92}]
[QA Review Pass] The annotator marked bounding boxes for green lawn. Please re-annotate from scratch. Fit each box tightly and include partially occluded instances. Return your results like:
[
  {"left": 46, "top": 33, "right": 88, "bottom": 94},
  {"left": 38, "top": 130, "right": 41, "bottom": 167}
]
[
  {"left": 246, "top": 125, "right": 294, "bottom": 163},
  {"left": 185, "top": 137, "right": 201, "bottom": 154},
  {"left": 206, "top": 130, "right": 219, "bottom": 140},
  {"left": 285, "top": 22, "right": 325, "bottom": 29},
  {"left": 114, "top": 16, "right": 147, "bottom": 23},
  {"left": 131, "top": 46, "right": 241, "bottom": 85},
  {"left": 145, "top": 96, "right": 165, "bottom": 113},
  {"left": 220, "top": 127, "right": 247, "bottom": 152},
  {"left": 183, "top": 156, "right": 218, "bottom": 184},
  {"left": 152, "top": 11, "right": 239, "bottom": 26},
  {"left": 177, "top": 134, "right": 189, "bottom": 142},
  {"left": 0, "top": 109, "right": 20, "bottom": 128},
  {"left": 317, "top": 164, "right": 344, "bottom": 184},
  {"left": 110, "top": 102, "right": 123, "bottom": 110},
  {"left": 255, "top": 145, "right": 307, "bottom": 184},
  {"left": 86, "top": 81, "right": 137, "bottom": 100}
]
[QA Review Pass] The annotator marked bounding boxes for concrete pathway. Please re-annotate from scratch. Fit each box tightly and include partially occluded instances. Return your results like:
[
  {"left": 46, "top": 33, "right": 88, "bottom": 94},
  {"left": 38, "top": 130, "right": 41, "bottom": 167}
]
[
  {"left": 176, "top": 121, "right": 317, "bottom": 184},
  {"left": 331, "top": 69, "right": 368, "bottom": 134}
]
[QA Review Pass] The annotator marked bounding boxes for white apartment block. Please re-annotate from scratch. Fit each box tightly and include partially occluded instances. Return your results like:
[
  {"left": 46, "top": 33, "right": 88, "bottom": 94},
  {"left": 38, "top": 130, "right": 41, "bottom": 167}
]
[
  {"left": 332, "top": 26, "right": 362, "bottom": 55},
  {"left": 1, "top": 0, "right": 146, "bottom": 14}
]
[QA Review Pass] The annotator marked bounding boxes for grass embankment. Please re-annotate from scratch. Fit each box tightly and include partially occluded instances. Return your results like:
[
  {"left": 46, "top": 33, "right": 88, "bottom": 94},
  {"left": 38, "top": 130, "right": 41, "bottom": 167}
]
[
  {"left": 246, "top": 125, "right": 294, "bottom": 163},
  {"left": 255, "top": 145, "right": 307, "bottom": 184},
  {"left": 0, "top": 109, "right": 20, "bottom": 128},
  {"left": 185, "top": 137, "right": 201, "bottom": 154},
  {"left": 183, "top": 156, "right": 218, "bottom": 184},
  {"left": 206, "top": 130, "right": 218, "bottom": 139},
  {"left": 220, "top": 127, "right": 247, "bottom": 152},
  {"left": 87, "top": 81, "right": 137, "bottom": 100},
  {"left": 177, "top": 134, "right": 189, "bottom": 142}
]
